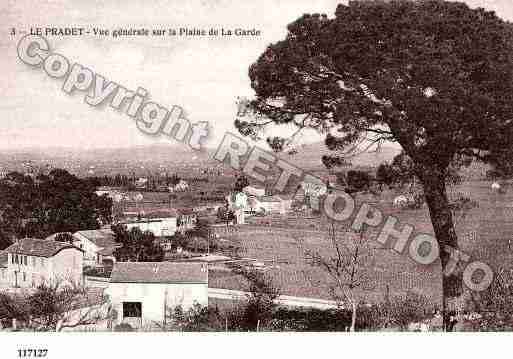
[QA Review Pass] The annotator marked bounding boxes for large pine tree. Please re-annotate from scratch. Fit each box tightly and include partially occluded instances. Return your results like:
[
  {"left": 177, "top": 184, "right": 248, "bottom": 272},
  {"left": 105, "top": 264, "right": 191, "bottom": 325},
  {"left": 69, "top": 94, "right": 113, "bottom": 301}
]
[{"left": 237, "top": 0, "right": 513, "bottom": 329}]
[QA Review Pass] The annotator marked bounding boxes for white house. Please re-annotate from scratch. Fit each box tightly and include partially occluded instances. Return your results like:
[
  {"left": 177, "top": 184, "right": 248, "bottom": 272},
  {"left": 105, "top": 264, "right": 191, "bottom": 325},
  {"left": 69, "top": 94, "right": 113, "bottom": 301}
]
[
  {"left": 120, "top": 209, "right": 178, "bottom": 237},
  {"left": 224, "top": 192, "right": 248, "bottom": 224},
  {"left": 106, "top": 262, "right": 208, "bottom": 328},
  {"left": 1, "top": 238, "right": 83, "bottom": 288},
  {"left": 174, "top": 180, "right": 189, "bottom": 192},
  {"left": 255, "top": 195, "right": 292, "bottom": 214},
  {"left": 300, "top": 178, "right": 328, "bottom": 197},
  {"left": 168, "top": 180, "right": 189, "bottom": 193},
  {"left": 226, "top": 192, "right": 292, "bottom": 216},
  {"left": 243, "top": 185, "right": 265, "bottom": 197},
  {"left": 95, "top": 187, "right": 130, "bottom": 203},
  {"left": 72, "top": 229, "right": 121, "bottom": 267},
  {"left": 176, "top": 208, "right": 197, "bottom": 233},
  {"left": 135, "top": 178, "right": 148, "bottom": 189}
]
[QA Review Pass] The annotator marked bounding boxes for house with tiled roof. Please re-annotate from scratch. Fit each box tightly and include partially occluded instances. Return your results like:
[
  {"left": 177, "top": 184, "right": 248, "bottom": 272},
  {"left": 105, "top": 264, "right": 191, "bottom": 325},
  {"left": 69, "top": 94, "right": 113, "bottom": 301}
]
[
  {"left": 106, "top": 262, "right": 208, "bottom": 327},
  {"left": 1, "top": 238, "right": 83, "bottom": 288},
  {"left": 72, "top": 229, "right": 121, "bottom": 267}
]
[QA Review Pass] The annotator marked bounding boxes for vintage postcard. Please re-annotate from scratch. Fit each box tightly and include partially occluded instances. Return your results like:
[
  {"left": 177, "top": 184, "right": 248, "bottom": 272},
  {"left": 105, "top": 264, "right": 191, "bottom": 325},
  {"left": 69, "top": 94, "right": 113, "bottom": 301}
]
[{"left": 1, "top": 0, "right": 513, "bottom": 357}]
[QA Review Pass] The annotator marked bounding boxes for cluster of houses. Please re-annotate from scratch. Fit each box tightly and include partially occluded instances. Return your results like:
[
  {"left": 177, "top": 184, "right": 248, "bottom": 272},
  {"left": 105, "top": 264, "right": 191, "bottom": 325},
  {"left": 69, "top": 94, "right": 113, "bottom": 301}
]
[
  {"left": 0, "top": 178, "right": 330, "bottom": 329},
  {"left": 95, "top": 179, "right": 191, "bottom": 203},
  {"left": 225, "top": 182, "right": 328, "bottom": 224},
  {"left": 0, "top": 235, "right": 208, "bottom": 327},
  {"left": 0, "top": 196, "right": 210, "bottom": 328}
]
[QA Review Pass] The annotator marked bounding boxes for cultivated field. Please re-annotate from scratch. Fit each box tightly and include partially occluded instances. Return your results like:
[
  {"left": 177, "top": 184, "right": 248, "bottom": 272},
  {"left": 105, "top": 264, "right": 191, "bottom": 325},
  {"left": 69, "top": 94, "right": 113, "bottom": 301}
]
[{"left": 209, "top": 180, "right": 513, "bottom": 306}]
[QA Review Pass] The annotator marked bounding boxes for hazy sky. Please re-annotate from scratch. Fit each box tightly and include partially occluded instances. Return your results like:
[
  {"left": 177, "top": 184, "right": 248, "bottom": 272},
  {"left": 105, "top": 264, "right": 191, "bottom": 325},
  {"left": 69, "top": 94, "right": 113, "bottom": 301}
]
[{"left": 1, "top": 0, "right": 512, "bottom": 150}]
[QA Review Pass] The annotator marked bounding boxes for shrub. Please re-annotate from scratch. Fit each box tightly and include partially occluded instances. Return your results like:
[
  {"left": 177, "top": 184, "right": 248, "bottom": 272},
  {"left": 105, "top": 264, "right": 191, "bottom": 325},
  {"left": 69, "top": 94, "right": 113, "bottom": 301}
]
[
  {"left": 356, "top": 293, "right": 434, "bottom": 331},
  {"left": 269, "top": 307, "right": 351, "bottom": 331},
  {"left": 83, "top": 265, "right": 112, "bottom": 278},
  {"left": 464, "top": 268, "right": 513, "bottom": 331},
  {"left": 376, "top": 163, "right": 396, "bottom": 188},
  {"left": 386, "top": 292, "right": 433, "bottom": 329},
  {"left": 114, "top": 323, "right": 134, "bottom": 332},
  {"left": 346, "top": 170, "right": 373, "bottom": 193}
]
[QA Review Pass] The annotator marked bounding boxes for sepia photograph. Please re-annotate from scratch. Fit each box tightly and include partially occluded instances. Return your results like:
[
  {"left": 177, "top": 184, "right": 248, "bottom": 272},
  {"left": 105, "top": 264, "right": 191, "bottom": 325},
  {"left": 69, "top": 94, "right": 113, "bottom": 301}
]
[{"left": 1, "top": 0, "right": 513, "bottom": 357}]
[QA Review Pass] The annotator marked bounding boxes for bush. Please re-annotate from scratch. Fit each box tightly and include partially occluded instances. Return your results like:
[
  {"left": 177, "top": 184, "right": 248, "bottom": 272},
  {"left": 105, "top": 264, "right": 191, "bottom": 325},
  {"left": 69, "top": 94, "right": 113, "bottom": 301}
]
[
  {"left": 346, "top": 170, "right": 373, "bottom": 192},
  {"left": 404, "top": 192, "right": 424, "bottom": 210},
  {"left": 269, "top": 307, "right": 351, "bottom": 331},
  {"left": 449, "top": 194, "right": 479, "bottom": 212},
  {"left": 114, "top": 323, "right": 134, "bottom": 332},
  {"left": 376, "top": 163, "right": 396, "bottom": 188},
  {"left": 386, "top": 292, "right": 433, "bottom": 329},
  {"left": 83, "top": 266, "right": 112, "bottom": 278}
]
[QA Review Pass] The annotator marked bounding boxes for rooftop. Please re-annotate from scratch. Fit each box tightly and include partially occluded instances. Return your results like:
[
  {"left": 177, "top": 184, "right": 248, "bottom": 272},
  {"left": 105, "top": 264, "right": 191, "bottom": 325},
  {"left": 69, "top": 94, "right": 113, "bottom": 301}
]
[
  {"left": 258, "top": 195, "right": 283, "bottom": 203},
  {"left": 73, "top": 229, "right": 119, "bottom": 249},
  {"left": 122, "top": 208, "right": 179, "bottom": 220},
  {"left": 110, "top": 262, "right": 208, "bottom": 284},
  {"left": 5, "top": 238, "right": 81, "bottom": 258},
  {"left": 97, "top": 247, "right": 116, "bottom": 256}
]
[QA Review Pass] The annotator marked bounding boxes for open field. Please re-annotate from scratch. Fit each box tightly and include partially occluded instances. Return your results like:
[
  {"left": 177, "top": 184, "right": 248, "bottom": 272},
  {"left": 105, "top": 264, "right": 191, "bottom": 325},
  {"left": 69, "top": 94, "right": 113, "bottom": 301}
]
[{"left": 209, "top": 180, "right": 513, "bottom": 306}]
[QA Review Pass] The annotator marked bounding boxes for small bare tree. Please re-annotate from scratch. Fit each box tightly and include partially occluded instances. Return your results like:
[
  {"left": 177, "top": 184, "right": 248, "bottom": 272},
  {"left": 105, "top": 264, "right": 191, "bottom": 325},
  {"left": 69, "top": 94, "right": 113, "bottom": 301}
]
[
  {"left": 302, "top": 222, "right": 372, "bottom": 332},
  {"left": 0, "top": 280, "right": 113, "bottom": 331}
]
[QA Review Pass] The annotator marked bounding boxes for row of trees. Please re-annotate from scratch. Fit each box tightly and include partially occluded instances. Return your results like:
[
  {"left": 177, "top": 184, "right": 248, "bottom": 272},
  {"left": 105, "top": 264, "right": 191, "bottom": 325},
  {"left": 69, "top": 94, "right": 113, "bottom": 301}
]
[{"left": 87, "top": 173, "right": 182, "bottom": 190}]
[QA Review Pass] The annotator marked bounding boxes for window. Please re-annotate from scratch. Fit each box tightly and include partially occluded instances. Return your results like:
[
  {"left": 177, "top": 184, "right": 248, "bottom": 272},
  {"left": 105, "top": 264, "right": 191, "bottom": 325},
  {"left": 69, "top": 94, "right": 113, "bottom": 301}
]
[
  {"left": 40, "top": 258, "right": 45, "bottom": 266},
  {"left": 11, "top": 254, "right": 13, "bottom": 264},
  {"left": 123, "top": 302, "right": 142, "bottom": 318},
  {"left": 32, "top": 257, "right": 36, "bottom": 266},
  {"left": 22, "top": 272, "right": 26, "bottom": 282},
  {"left": 14, "top": 255, "right": 18, "bottom": 264},
  {"left": 23, "top": 256, "right": 27, "bottom": 266}
]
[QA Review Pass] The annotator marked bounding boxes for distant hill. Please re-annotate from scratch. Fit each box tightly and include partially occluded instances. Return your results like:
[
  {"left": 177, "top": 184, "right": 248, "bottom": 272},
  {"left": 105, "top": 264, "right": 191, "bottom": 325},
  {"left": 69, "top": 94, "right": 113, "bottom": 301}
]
[
  {"left": 0, "top": 141, "right": 401, "bottom": 176},
  {"left": 0, "top": 144, "right": 214, "bottom": 177},
  {"left": 277, "top": 141, "right": 402, "bottom": 170},
  {"left": 0, "top": 141, "right": 490, "bottom": 180}
]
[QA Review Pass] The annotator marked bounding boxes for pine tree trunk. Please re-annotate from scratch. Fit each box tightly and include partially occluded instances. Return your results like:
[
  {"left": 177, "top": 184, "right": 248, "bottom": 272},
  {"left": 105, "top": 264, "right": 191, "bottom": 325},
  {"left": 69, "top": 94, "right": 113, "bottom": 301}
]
[{"left": 419, "top": 169, "right": 463, "bottom": 331}]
